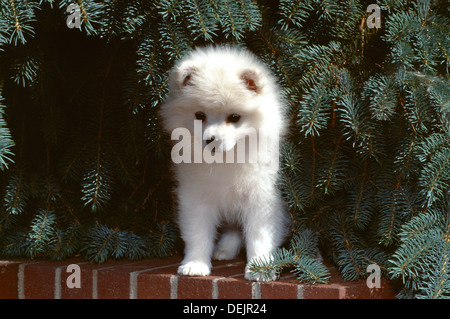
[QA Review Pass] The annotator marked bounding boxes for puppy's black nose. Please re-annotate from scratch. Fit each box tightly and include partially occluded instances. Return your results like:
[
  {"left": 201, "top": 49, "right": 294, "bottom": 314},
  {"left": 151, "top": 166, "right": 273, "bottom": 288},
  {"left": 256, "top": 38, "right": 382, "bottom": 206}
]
[{"left": 206, "top": 136, "right": 215, "bottom": 145}]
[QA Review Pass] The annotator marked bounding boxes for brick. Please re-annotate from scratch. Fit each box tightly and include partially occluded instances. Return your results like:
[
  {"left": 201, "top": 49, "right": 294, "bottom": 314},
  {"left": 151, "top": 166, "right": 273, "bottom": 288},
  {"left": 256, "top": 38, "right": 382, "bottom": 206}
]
[
  {"left": 178, "top": 276, "right": 216, "bottom": 299},
  {"left": 134, "top": 256, "right": 182, "bottom": 299},
  {"left": 260, "top": 277, "right": 300, "bottom": 299},
  {"left": 0, "top": 260, "right": 26, "bottom": 299},
  {"left": 208, "top": 260, "right": 257, "bottom": 299},
  {"left": 22, "top": 262, "right": 54, "bottom": 299},
  {"left": 217, "top": 276, "right": 254, "bottom": 299},
  {"left": 96, "top": 264, "right": 134, "bottom": 299},
  {"left": 138, "top": 273, "right": 175, "bottom": 299},
  {"left": 302, "top": 283, "right": 343, "bottom": 299},
  {"left": 21, "top": 260, "right": 68, "bottom": 299}
]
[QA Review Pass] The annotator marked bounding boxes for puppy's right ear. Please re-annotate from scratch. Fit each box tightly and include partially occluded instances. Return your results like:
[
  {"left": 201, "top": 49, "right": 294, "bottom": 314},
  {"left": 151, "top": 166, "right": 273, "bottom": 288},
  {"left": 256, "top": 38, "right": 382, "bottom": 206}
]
[{"left": 176, "top": 65, "right": 197, "bottom": 88}]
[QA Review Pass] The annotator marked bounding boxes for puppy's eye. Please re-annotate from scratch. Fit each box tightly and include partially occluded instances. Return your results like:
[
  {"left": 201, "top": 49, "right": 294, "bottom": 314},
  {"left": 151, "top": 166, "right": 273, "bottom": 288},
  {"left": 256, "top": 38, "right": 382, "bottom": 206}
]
[
  {"left": 227, "top": 113, "right": 241, "bottom": 123},
  {"left": 195, "top": 111, "right": 206, "bottom": 121}
]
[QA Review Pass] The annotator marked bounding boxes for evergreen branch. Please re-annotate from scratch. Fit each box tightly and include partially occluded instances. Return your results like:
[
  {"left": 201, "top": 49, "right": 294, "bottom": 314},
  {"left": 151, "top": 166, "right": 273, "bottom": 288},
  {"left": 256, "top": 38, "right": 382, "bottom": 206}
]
[
  {"left": 137, "top": 32, "right": 160, "bottom": 85},
  {"left": 218, "top": 0, "right": 239, "bottom": 40},
  {"left": 278, "top": 0, "right": 311, "bottom": 30},
  {"left": 3, "top": 170, "right": 28, "bottom": 216},
  {"left": 416, "top": 241, "right": 450, "bottom": 299},
  {"left": 363, "top": 74, "right": 398, "bottom": 121},
  {"left": 125, "top": 231, "right": 147, "bottom": 260},
  {"left": 346, "top": 160, "right": 375, "bottom": 230},
  {"left": 418, "top": 145, "right": 450, "bottom": 207},
  {"left": 81, "top": 155, "right": 114, "bottom": 212},
  {"left": 51, "top": 223, "right": 82, "bottom": 260},
  {"left": 159, "top": 19, "right": 192, "bottom": 60},
  {"left": 398, "top": 207, "right": 444, "bottom": 241},
  {"left": 389, "top": 228, "right": 439, "bottom": 284},
  {"left": 315, "top": 0, "right": 339, "bottom": 21},
  {"left": 4, "top": 0, "right": 37, "bottom": 45},
  {"left": 327, "top": 212, "right": 370, "bottom": 280},
  {"left": 247, "top": 248, "right": 294, "bottom": 282},
  {"left": 377, "top": 192, "right": 398, "bottom": 246},
  {"left": 317, "top": 133, "right": 346, "bottom": 194},
  {"left": 187, "top": 0, "right": 217, "bottom": 41},
  {"left": 297, "top": 82, "right": 331, "bottom": 137},
  {"left": 352, "top": 179, "right": 368, "bottom": 227},
  {"left": 147, "top": 221, "right": 178, "bottom": 258},
  {"left": 26, "top": 208, "right": 57, "bottom": 259},
  {"left": 157, "top": 0, "right": 183, "bottom": 20},
  {"left": 292, "top": 256, "right": 330, "bottom": 284},
  {"left": 0, "top": 229, "right": 28, "bottom": 258},
  {"left": 82, "top": 224, "right": 117, "bottom": 263},
  {"left": 399, "top": 95, "right": 417, "bottom": 134},
  {"left": 11, "top": 57, "right": 39, "bottom": 87},
  {"left": 248, "top": 229, "right": 330, "bottom": 283},
  {"left": 236, "top": 0, "right": 261, "bottom": 32},
  {"left": 280, "top": 172, "right": 307, "bottom": 212}
]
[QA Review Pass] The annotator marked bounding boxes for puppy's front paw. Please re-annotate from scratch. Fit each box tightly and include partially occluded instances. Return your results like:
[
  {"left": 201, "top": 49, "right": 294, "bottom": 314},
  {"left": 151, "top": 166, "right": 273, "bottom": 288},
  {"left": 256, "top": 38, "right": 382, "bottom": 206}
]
[{"left": 178, "top": 261, "right": 211, "bottom": 276}]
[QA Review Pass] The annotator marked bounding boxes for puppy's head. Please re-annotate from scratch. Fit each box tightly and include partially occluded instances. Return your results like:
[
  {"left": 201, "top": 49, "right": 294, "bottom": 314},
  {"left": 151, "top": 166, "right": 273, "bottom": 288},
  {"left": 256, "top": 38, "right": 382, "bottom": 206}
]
[{"left": 160, "top": 46, "right": 281, "bottom": 154}]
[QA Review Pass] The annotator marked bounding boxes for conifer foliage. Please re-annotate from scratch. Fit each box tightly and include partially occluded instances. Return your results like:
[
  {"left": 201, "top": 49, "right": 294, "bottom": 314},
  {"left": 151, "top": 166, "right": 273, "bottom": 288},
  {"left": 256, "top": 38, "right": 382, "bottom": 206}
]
[{"left": 0, "top": 0, "right": 448, "bottom": 298}]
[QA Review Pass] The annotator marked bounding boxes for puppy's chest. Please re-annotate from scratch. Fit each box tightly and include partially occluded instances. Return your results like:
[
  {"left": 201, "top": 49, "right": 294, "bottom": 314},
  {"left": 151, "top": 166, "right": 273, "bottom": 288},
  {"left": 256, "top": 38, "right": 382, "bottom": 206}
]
[{"left": 177, "top": 163, "right": 254, "bottom": 193}]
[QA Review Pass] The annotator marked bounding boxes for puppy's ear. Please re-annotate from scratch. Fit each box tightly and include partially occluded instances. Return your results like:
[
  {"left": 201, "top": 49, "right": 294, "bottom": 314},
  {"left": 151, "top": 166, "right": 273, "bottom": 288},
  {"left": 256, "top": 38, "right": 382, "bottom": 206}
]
[
  {"left": 240, "top": 70, "right": 261, "bottom": 93},
  {"left": 179, "top": 66, "right": 197, "bottom": 87}
]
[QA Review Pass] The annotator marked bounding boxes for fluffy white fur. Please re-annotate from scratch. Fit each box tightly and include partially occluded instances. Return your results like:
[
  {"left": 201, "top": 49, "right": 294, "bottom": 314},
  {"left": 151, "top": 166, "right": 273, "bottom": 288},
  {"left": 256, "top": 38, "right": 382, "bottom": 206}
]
[{"left": 160, "top": 45, "right": 289, "bottom": 281}]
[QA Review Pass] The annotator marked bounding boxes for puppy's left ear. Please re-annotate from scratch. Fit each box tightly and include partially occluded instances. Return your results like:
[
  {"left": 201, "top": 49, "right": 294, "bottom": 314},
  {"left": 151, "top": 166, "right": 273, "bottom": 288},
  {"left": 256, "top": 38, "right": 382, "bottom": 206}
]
[
  {"left": 179, "top": 66, "right": 197, "bottom": 87},
  {"left": 240, "top": 70, "right": 261, "bottom": 93},
  {"left": 171, "top": 64, "right": 197, "bottom": 91}
]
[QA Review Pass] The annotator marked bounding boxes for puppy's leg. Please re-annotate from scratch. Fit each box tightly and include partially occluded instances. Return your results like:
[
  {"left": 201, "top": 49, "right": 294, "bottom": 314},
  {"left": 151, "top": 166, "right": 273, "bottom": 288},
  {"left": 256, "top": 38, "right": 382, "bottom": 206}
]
[
  {"left": 243, "top": 196, "right": 287, "bottom": 281},
  {"left": 213, "top": 228, "right": 242, "bottom": 260},
  {"left": 177, "top": 202, "right": 218, "bottom": 276}
]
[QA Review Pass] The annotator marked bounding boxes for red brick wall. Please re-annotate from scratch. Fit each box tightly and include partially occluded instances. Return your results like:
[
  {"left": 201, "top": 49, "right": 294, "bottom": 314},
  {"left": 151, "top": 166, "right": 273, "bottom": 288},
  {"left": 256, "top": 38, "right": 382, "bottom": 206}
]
[{"left": 0, "top": 256, "right": 396, "bottom": 299}]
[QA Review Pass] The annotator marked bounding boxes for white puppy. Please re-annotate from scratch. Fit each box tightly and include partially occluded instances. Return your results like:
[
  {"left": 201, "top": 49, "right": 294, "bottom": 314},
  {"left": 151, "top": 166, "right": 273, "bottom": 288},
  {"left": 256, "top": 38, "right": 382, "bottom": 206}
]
[{"left": 160, "top": 45, "right": 289, "bottom": 281}]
